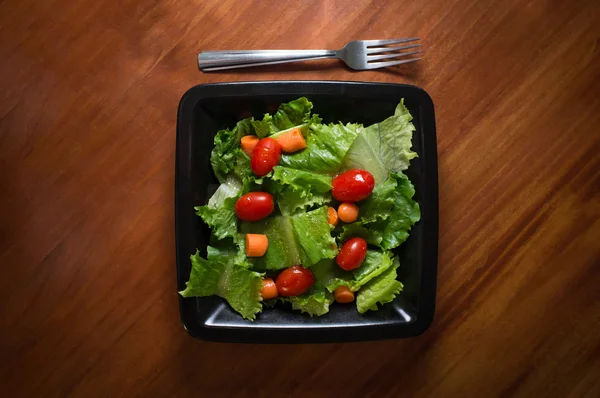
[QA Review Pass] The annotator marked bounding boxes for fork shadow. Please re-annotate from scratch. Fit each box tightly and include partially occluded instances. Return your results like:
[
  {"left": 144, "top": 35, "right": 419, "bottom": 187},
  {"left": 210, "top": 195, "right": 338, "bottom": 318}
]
[
  {"left": 376, "top": 63, "right": 423, "bottom": 80},
  {"left": 202, "top": 59, "right": 342, "bottom": 74},
  {"left": 201, "top": 58, "right": 423, "bottom": 79}
]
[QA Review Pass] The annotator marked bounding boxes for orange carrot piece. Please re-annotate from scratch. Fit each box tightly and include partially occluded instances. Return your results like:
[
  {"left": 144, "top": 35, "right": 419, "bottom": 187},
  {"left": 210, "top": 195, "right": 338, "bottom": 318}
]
[
  {"left": 261, "top": 278, "right": 278, "bottom": 300},
  {"left": 327, "top": 206, "right": 339, "bottom": 226},
  {"left": 334, "top": 286, "right": 355, "bottom": 303},
  {"left": 241, "top": 135, "right": 259, "bottom": 157},
  {"left": 338, "top": 202, "right": 359, "bottom": 223},
  {"left": 274, "top": 128, "right": 307, "bottom": 153},
  {"left": 246, "top": 233, "right": 269, "bottom": 257}
]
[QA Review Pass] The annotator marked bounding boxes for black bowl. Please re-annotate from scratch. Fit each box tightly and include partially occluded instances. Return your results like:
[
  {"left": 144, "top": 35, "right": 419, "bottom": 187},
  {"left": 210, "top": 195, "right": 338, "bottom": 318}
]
[{"left": 176, "top": 81, "right": 438, "bottom": 343}]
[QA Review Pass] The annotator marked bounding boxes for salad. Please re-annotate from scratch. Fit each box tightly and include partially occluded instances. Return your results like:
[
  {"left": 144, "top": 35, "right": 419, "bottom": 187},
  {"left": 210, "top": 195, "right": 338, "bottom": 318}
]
[{"left": 179, "top": 98, "right": 420, "bottom": 320}]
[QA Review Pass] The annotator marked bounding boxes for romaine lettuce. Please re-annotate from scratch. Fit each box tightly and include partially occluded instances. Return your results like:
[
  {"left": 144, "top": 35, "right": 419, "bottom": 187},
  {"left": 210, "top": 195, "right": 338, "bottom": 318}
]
[
  {"left": 287, "top": 291, "right": 333, "bottom": 317},
  {"left": 210, "top": 120, "right": 253, "bottom": 183},
  {"left": 195, "top": 196, "right": 239, "bottom": 241},
  {"left": 356, "top": 257, "right": 403, "bottom": 314},
  {"left": 207, "top": 241, "right": 248, "bottom": 269},
  {"left": 210, "top": 97, "right": 316, "bottom": 181},
  {"left": 279, "top": 122, "right": 362, "bottom": 174},
  {"left": 321, "top": 250, "right": 396, "bottom": 293},
  {"left": 241, "top": 206, "right": 337, "bottom": 270},
  {"left": 341, "top": 100, "right": 417, "bottom": 184},
  {"left": 340, "top": 172, "right": 420, "bottom": 251},
  {"left": 279, "top": 252, "right": 402, "bottom": 316},
  {"left": 267, "top": 166, "right": 332, "bottom": 215},
  {"left": 273, "top": 97, "right": 319, "bottom": 130},
  {"left": 179, "top": 251, "right": 263, "bottom": 320}
]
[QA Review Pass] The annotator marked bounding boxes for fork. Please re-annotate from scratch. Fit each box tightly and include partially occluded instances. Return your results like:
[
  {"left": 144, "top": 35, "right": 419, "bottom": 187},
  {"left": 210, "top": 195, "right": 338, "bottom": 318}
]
[{"left": 197, "top": 38, "right": 421, "bottom": 71}]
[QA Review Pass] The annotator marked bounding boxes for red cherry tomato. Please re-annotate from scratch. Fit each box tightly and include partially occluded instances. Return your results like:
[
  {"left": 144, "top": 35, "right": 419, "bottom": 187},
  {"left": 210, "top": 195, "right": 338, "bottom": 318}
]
[
  {"left": 235, "top": 192, "right": 274, "bottom": 221},
  {"left": 336, "top": 237, "right": 368, "bottom": 271},
  {"left": 275, "top": 265, "right": 315, "bottom": 297},
  {"left": 332, "top": 169, "right": 375, "bottom": 202},
  {"left": 251, "top": 138, "right": 281, "bottom": 177}
]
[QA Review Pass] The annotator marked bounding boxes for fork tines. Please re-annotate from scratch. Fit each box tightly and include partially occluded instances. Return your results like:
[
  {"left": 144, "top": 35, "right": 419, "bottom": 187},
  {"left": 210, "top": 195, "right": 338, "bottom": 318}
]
[{"left": 366, "top": 37, "right": 422, "bottom": 67}]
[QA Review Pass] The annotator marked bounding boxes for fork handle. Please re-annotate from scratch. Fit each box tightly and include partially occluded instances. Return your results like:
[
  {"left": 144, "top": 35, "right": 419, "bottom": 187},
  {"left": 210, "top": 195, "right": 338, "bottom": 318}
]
[{"left": 197, "top": 50, "right": 337, "bottom": 70}]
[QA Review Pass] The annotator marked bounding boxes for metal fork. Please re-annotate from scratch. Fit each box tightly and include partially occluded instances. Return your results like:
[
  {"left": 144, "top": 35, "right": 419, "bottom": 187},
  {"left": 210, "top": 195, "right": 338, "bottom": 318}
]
[{"left": 197, "top": 38, "right": 421, "bottom": 71}]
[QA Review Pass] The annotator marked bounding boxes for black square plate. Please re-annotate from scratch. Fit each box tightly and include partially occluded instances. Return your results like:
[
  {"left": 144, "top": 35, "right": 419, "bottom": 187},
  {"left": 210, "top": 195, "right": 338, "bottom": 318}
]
[{"left": 176, "top": 81, "right": 438, "bottom": 343}]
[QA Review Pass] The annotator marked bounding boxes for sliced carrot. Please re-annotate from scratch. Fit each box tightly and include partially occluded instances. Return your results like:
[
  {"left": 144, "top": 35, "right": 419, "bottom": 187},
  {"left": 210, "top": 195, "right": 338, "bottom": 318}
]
[
  {"left": 327, "top": 206, "right": 339, "bottom": 226},
  {"left": 334, "top": 286, "right": 355, "bottom": 303},
  {"left": 338, "top": 202, "right": 359, "bottom": 223},
  {"left": 274, "top": 128, "right": 307, "bottom": 153},
  {"left": 261, "top": 277, "right": 278, "bottom": 300},
  {"left": 241, "top": 135, "right": 259, "bottom": 157},
  {"left": 246, "top": 233, "right": 269, "bottom": 257}
]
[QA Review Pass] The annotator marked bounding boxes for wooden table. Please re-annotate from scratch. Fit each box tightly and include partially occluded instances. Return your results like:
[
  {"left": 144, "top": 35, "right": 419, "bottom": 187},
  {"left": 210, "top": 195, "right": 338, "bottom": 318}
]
[{"left": 2, "top": 0, "right": 599, "bottom": 396}]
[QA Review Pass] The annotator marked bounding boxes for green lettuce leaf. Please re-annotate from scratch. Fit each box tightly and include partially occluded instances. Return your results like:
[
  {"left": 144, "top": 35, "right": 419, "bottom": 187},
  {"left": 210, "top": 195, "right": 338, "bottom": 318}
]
[
  {"left": 195, "top": 197, "right": 238, "bottom": 241},
  {"left": 207, "top": 242, "right": 248, "bottom": 268},
  {"left": 322, "top": 250, "right": 395, "bottom": 293},
  {"left": 232, "top": 150, "right": 253, "bottom": 182},
  {"left": 352, "top": 250, "right": 395, "bottom": 287},
  {"left": 272, "top": 290, "right": 334, "bottom": 317},
  {"left": 273, "top": 97, "right": 318, "bottom": 129},
  {"left": 341, "top": 100, "right": 417, "bottom": 184},
  {"left": 179, "top": 251, "right": 263, "bottom": 320},
  {"left": 369, "top": 173, "right": 420, "bottom": 250},
  {"left": 353, "top": 174, "right": 398, "bottom": 223},
  {"left": 207, "top": 175, "right": 242, "bottom": 207},
  {"left": 210, "top": 98, "right": 317, "bottom": 180},
  {"left": 278, "top": 259, "right": 336, "bottom": 316},
  {"left": 337, "top": 223, "right": 383, "bottom": 247},
  {"left": 306, "top": 258, "right": 347, "bottom": 294},
  {"left": 267, "top": 166, "right": 332, "bottom": 215},
  {"left": 210, "top": 119, "right": 255, "bottom": 183},
  {"left": 195, "top": 176, "right": 243, "bottom": 241},
  {"left": 279, "top": 122, "right": 363, "bottom": 174},
  {"left": 305, "top": 252, "right": 398, "bottom": 315},
  {"left": 247, "top": 97, "right": 318, "bottom": 138},
  {"left": 287, "top": 291, "right": 333, "bottom": 317},
  {"left": 340, "top": 172, "right": 420, "bottom": 251},
  {"left": 356, "top": 257, "right": 403, "bottom": 314},
  {"left": 250, "top": 114, "right": 274, "bottom": 138},
  {"left": 291, "top": 207, "right": 338, "bottom": 266},
  {"left": 241, "top": 206, "right": 337, "bottom": 270},
  {"left": 243, "top": 215, "right": 299, "bottom": 271}
]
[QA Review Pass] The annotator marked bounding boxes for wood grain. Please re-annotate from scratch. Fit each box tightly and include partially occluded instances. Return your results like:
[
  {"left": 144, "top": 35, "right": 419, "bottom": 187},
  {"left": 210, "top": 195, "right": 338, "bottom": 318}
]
[{"left": 1, "top": 0, "right": 599, "bottom": 396}]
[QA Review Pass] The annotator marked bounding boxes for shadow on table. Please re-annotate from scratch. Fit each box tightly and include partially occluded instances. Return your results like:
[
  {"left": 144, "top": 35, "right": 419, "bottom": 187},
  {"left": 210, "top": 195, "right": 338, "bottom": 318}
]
[
  {"left": 154, "top": 317, "right": 440, "bottom": 397},
  {"left": 200, "top": 58, "right": 423, "bottom": 80}
]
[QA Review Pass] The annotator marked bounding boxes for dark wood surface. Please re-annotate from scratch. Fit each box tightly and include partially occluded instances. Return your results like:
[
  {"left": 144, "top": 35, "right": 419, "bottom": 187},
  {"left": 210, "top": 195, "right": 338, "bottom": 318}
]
[{"left": 1, "top": 0, "right": 599, "bottom": 396}]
